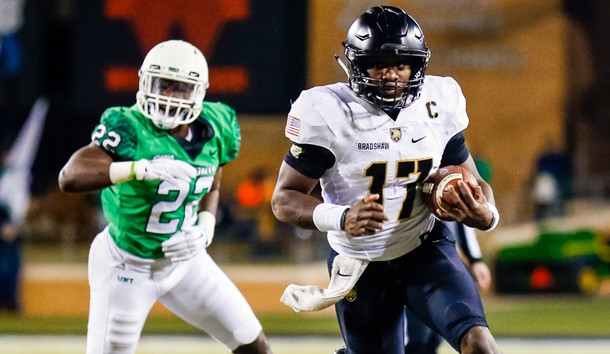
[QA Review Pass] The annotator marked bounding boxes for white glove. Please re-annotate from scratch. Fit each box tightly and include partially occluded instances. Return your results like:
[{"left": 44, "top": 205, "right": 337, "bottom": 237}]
[
  {"left": 133, "top": 159, "right": 197, "bottom": 184},
  {"left": 161, "top": 227, "right": 206, "bottom": 262},
  {"left": 198, "top": 211, "right": 216, "bottom": 247}
]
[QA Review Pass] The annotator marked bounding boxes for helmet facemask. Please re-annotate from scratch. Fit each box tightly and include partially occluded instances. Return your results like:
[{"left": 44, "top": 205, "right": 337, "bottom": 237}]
[
  {"left": 136, "top": 40, "right": 209, "bottom": 130},
  {"left": 137, "top": 72, "right": 204, "bottom": 130},
  {"left": 341, "top": 6, "right": 430, "bottom": 111},
  {"left": 347, "top": 52, "right": 429, "bottom": 111}
]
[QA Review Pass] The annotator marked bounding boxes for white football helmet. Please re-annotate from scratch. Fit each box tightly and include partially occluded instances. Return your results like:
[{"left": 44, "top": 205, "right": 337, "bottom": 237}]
[{"left": 136, "top": 40, "right": 209, "bottom": 130}]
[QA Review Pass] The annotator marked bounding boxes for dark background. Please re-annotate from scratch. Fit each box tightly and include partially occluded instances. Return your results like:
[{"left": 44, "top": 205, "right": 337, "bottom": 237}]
[
  {"left": 2, "top": 0, "right": 610, "bottom": 202},
  {"left": 0, "top": 0, "right": 307, "bottom": 194}
]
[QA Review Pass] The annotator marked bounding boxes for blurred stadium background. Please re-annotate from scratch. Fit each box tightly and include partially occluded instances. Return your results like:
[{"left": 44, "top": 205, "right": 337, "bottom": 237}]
[{"left": 2, "top": 0, "right": 610, "bottom": 353}]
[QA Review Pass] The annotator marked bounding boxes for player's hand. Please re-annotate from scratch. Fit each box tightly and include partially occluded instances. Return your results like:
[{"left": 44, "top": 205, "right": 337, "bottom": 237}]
[
  {"left": 134, "top": 159, "right": 197, "bottom": 185},
  {"left": 343, "top": 194, "right": 390, "bottom": 236},
  {"left": 197, "top": 211, "right": 216, "bottom": 248},
  {"left": 436, "top": 181, "right": 492, "bottom": 229},
  {"left": 161, "top": 227, "right": 207, "bottom": 262},
  {"left": 470, "top": 261, "right": 492, "bottom": 291}
]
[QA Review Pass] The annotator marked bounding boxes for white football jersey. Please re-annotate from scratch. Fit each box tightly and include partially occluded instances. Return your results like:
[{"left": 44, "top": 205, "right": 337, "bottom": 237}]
[{"left": 286, "top": 75, "right": 469, "bottom": 261}]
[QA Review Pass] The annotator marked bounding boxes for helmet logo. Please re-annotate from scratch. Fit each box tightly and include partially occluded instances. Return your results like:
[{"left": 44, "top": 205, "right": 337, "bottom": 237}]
[
  {"left": 390, "top": 128, "right": 402, "bottom": 142},
  {"left": 414, "top": 27, "right": 423, "bottom": 40},
  {"left": 355, "top": 33, "right": 370, "bottom": 41}
]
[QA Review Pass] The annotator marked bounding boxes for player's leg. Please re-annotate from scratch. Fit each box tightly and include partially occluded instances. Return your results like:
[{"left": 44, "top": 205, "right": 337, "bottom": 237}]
[
  {"left": 159, "top": 252, "right": 270, "bottom": 353},
  {"left": 0, "top": 236, "right": 20, "bottom": 312},
  {"left": 329, "top": 250, "right": 406, "bottom": 354},
  {"left": 86, "top": 230, "right": 158, "bottom": 354},
  {"left": 460, "top": 325, "right": 501, "bottom": 354},
  {"left": 405, "top": 234, "right": 500, "bottom": 354},
  {"left": 232, "top": 332, "right": 271, "bottom": 354},
  {"left": 404, "top": 307, "right": 443, "bottom": 354}
]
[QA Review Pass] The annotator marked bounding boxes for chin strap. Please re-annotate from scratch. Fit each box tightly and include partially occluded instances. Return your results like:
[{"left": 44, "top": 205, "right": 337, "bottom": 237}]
[{"left": 334, "top": 54, "right": 351, "bottom": 79}]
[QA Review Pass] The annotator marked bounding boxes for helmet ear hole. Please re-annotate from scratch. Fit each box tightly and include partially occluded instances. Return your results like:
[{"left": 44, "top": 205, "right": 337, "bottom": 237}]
[{"left": 341, "top": 6, "right": 429, "bottom": 110}]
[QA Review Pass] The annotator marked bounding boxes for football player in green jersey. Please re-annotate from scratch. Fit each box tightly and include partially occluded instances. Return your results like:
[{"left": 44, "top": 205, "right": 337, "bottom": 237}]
[{"left": 58, "top": 40, "right": 272, "bottom": 354}]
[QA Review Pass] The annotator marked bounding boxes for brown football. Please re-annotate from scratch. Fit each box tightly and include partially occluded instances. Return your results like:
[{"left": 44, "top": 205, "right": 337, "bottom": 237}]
[{"left": 421, "top": 165, "right": 478, "bottom": 216}]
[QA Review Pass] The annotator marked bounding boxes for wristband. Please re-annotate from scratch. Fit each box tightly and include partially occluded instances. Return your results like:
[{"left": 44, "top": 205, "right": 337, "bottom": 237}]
[
  {"left": 340, "top": 208, "right": 350, "bottom": 231},
  {"left": 482, "top": 202, "right": 500, "bottom": 232},
  {"left": 197, "top": 211, "right": 216, "bottom": 247},
  {"left": 312, "top": 203, "right": 350, "bottom": 232},
  {"left": 132, "top": 159, "right": 149, "bottom": 181},
  {"left": 109, "top": 161, "right": 136, "bottom": 184},
  {"left": 470, "top": 258, "right": 483, "bottom": 264}
]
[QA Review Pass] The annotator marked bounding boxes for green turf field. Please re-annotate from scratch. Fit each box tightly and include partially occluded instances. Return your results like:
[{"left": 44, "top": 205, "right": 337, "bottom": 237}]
[
  {"left": 2, "top": 290, "right": 609, "bottom": 354},
  {"left": 483, "top": 294, "right": 610, "bottom": 337},
  {"left": 1, "top": 335, "right": 609, "bottom": 354},
  {"left": 2, "top": 294, "right": 610, "bottom": 337}
]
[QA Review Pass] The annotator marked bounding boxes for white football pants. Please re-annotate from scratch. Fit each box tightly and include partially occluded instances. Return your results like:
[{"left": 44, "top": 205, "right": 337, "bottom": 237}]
[{"left": 86, "top": 229, "right": 263, "bottom": 354}]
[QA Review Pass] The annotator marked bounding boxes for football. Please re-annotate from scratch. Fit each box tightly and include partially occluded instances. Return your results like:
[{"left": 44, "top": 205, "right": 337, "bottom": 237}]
[{"left": 421, "top": 165, "right": 478, "bottom": 216}]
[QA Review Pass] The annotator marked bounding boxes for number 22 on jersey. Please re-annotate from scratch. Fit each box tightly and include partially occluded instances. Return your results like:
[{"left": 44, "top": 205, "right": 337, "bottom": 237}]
[{"left": 146, "top": 175, "right": 214, "bottom": 234}]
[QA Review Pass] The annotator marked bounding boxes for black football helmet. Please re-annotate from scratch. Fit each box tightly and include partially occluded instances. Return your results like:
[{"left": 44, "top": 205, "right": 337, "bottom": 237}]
[{"left": 342, "top": 6, "right": 430, "bottom": 110}]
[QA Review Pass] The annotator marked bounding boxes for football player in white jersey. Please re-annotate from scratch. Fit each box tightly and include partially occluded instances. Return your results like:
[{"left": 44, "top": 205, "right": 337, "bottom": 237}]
[
  {"left": 272, "top": 6, "right": 501, "bottom": 354},
  {"left": 59, "top": 40, "right": 272, "bottom": 354}
]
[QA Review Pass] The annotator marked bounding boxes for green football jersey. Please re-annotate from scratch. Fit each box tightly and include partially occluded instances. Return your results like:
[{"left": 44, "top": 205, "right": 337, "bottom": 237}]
[{"left": 90, "top": 102, "right": 240, "bottom": 259}]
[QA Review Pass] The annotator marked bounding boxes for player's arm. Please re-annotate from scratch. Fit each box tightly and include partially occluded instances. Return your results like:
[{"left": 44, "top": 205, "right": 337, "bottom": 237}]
[
  {"left": 272, "top": 143, "right": 388, "bottom": 236},
  {"left": 437, "top": 155, "right": 497, "bottom": 230},
  {"left": 272, "top": 161, "right": 322, "bottom": 230},
  {"left": 437, "top": 132, "right": 498, "bottom": 230},
  {"left": 199, "top": 167, "right": 221, "bottom": 217},
  {"left": 453, "top": 221, "right": 483, "bottom": 263},
  {"left": 196, "top": 168, "right": 222, "bottom": 247},
  {"left": 59, "top": 108, "right": 136, "bottom": 193},
  {"left": 58, "top": 141, "right": 197, "bottom": 194},
  {"left": 458, "top": 155, "right": 495, "bottom": 205},
  {"left": 452, "top": 155, "right": 498, "bottom": 230},
  {"left": 58, "top": 142, "right": 114, "bottom": 193},
  {"left": 470, "top": 261, "right": 492, "bottom": 291},
  {"left": 452, "top": 221, "right": 493, "bottom": 290}
]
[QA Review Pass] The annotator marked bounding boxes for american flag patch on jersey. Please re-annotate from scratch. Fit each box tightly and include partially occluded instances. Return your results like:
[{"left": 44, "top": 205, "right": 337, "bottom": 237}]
[{"left": 285, "top": 115, "right": 301, "bottom": 137}]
